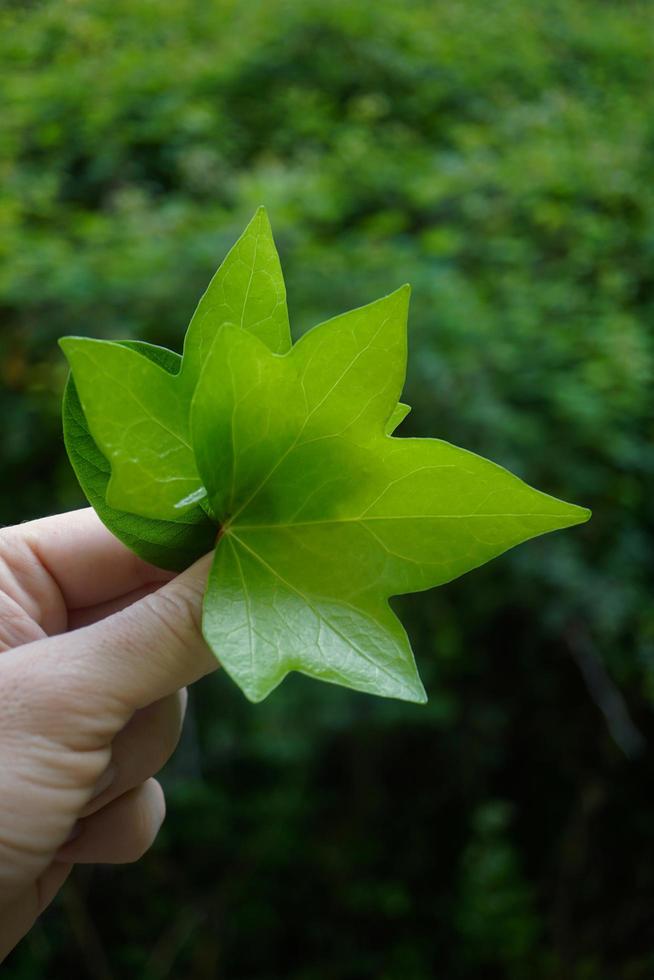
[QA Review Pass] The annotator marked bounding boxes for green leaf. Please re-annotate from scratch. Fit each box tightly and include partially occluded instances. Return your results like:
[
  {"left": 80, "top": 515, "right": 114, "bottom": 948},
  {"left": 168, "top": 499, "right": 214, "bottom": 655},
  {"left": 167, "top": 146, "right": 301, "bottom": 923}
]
[
  {"left": 60, "top": 337, "right": 203, "bottom": 521},
  {"left": 60, "top": 207, "right": 290, "bottom": 524},
  {"left": 289, "top": 285, "right": 409, "bottom": 444},
  {"left": 203, "top": 533, "right": 425, "bottom": 703},
  {"left": 190, "top": 309, "right": 589, "bottom": 702},
  {"left": 60, "top": 210, "right": 591, "bottom": 704},
  {"left": 181, "top": 205, "right": 291, "bottom": 384},
  {"left": 62, "top": 341, "right": 216, "bottom": 571}
]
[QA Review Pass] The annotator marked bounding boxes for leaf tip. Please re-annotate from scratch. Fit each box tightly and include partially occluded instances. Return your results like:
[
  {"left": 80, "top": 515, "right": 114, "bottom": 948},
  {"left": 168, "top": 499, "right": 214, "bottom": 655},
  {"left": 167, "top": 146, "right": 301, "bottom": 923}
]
[
  {"left": 372, "top": 283, "right": 411, "bottom": 319},
  {"left": 410, "top": 674, "right": 428, "bottom": 704},
  {"left": 574, "top": 504, "right": 592, "bottom": 525},
  {"left": 58, "top": 335, "right": 75, "bottom": 353},
  {"left": 253, "top": 203, "right": 270, "bottom": 227},
  {"left": 392, "top": 283, "right": 411, "bottom": 305},
  {"left": 395, "top": 670, "right": 428, "bottom": 705},
  {"left": 58, "top": 335, "right": 86, "bottom": 365},
  {"left": 239, "top": 677, "right": 279, "bottom": 704},
  {"left": 554, "top": 499, "right": 591, "bottom": 528}
]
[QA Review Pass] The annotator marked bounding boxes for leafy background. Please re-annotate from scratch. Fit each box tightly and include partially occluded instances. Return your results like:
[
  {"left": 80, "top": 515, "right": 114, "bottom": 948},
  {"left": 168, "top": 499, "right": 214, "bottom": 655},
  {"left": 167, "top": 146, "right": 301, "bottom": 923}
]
[{"left": 1, "top": 0, "right": 653, "bottom": 976}]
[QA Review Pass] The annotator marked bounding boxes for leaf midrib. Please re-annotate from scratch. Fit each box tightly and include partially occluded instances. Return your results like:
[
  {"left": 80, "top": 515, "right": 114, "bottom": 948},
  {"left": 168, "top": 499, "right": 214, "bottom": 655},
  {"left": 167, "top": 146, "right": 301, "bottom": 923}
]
[{"left": 233, "top": 512, "right": 574, "bottom": 530}]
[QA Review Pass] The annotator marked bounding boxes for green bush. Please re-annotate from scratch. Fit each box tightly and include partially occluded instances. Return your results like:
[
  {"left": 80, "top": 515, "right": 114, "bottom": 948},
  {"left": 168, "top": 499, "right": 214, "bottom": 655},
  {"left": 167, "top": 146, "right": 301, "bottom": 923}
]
[{"left": 2, "top": 1, "right": 653, "bottom": 976}]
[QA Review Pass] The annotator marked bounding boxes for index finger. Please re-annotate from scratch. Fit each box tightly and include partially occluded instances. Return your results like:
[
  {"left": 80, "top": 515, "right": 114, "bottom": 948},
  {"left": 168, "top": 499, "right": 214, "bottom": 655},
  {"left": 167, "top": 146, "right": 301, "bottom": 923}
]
[
  {"left": 15, "top": 552, "right": 218, "bottom": 717},
  {"left": 9, "top": 509, "right": 173, "bottom": 612}
]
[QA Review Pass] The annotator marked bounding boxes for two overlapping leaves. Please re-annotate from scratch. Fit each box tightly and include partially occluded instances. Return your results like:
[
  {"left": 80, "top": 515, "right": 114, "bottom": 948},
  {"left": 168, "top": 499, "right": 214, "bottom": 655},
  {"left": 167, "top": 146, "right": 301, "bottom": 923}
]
[{"left": 61, "top": 207, "right": 590, "bottom": 703}]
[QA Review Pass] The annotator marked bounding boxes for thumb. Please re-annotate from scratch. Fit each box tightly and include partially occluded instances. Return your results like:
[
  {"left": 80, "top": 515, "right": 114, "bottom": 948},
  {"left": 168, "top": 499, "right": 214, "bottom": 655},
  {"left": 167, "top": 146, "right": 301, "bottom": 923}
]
[{"left": 25, "top": 552, "right": 218, "bottom": 719}]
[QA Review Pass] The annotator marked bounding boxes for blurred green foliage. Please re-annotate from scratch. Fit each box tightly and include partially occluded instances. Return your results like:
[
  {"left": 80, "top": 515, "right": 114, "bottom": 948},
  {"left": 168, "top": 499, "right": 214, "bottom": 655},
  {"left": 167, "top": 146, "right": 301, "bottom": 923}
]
[{"left": 1, "top": 0, "right": 653, "bottom": 977}]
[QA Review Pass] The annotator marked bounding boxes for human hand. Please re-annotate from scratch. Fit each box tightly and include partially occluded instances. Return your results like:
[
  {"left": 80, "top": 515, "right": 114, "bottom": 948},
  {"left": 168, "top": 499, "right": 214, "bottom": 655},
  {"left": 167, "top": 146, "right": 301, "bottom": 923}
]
[{"left": 0, "top": 509, "right": 217, "bottom": 960}]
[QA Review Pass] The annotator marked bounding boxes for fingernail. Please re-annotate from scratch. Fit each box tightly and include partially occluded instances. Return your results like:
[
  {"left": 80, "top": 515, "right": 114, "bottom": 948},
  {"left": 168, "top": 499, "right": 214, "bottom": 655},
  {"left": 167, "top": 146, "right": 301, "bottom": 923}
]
[{"left": 90, "top": 763, "right": 115, "bottom": 801}]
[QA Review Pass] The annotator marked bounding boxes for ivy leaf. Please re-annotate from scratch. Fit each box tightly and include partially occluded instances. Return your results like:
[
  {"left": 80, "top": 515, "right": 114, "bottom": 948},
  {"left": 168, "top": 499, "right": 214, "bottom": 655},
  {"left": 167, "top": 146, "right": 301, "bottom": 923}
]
[
  {"left": 62, "top": 341, "right": 215, "bottom": 571},
  {"left": 60, "top": 207, "right": 591, "bottom": 703},
  {"left": 59, "top": 206, "right": 288, "bottom": 523},
  {"left": 181, "top": 204, "right": 291, "bottom": 379},
  {"left": 59, "top": 336, "right": 203, "bottom": 520},
  {"left": 191, "top": 303, "right": 589, "bottom": 702}
]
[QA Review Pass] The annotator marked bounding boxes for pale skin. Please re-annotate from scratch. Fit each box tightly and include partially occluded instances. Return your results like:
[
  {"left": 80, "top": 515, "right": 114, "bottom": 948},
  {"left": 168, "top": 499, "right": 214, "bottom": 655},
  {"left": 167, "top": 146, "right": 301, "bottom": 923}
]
[{"left": 0, "top": 508, "right": 218, "bottom": 961}]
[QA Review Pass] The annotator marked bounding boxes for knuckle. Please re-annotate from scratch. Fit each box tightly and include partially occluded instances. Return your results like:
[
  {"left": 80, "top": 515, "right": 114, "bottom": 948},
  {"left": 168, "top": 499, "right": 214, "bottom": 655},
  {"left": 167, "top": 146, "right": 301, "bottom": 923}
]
[
  {"left": 0, "top": 529, "right": 67, "bottom": 638},
  {"left": 0, "top": 655, "right": 111, "bottom": 789},
  {"left": 4, "top": 644, "right": 123, "bottom": 749},
  {"left": 0, "top": 648, "right": 67, "bottom": 725},
  {"left": 0, "top": 596, "right": 44, "bottom": 650},
  {"left": 140, "top": 585, "right": 203, "bottom": 649}
]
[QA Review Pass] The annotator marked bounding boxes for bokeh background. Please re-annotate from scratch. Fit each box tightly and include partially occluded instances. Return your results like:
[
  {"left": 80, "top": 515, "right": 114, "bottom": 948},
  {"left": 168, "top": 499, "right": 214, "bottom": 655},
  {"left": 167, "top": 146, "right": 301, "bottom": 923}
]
[{"left": 2, "top": 0, "right": 653, "bottom": 977}]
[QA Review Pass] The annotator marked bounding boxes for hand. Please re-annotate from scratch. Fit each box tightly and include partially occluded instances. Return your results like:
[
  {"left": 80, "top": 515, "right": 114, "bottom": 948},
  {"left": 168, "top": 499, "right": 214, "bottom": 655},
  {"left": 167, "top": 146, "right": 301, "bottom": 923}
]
[{"left": 0, "top": 508, "right": 217, "bottom": 961}]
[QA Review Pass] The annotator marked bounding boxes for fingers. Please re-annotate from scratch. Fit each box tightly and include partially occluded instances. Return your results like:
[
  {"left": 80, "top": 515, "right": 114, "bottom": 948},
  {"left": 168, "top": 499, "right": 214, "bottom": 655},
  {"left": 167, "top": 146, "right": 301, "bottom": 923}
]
[
  {"left": 7, "top": 508, "right": 173, "bottom": 613},
  {"left": 73, "top": 551, "right": 217, "bottom": 713},
  {"left": 67, "top": 581, "right": 170, "bottom": 630},
  {"left": 11, "top": 550, "right": 217, "bottom": 734},
  {"left": 81, "top": 690, "right": 187, "bottom": 818},
  {"left": 57, "top": 779, "right": 166, "bottom": 865}
]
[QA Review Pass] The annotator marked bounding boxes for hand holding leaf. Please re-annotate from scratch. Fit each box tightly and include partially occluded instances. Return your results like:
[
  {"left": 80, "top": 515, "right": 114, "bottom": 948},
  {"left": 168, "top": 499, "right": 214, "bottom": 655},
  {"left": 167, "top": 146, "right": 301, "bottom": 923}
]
[{"left": 61, "top": 208, "right": 590, "bottom": 703}]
